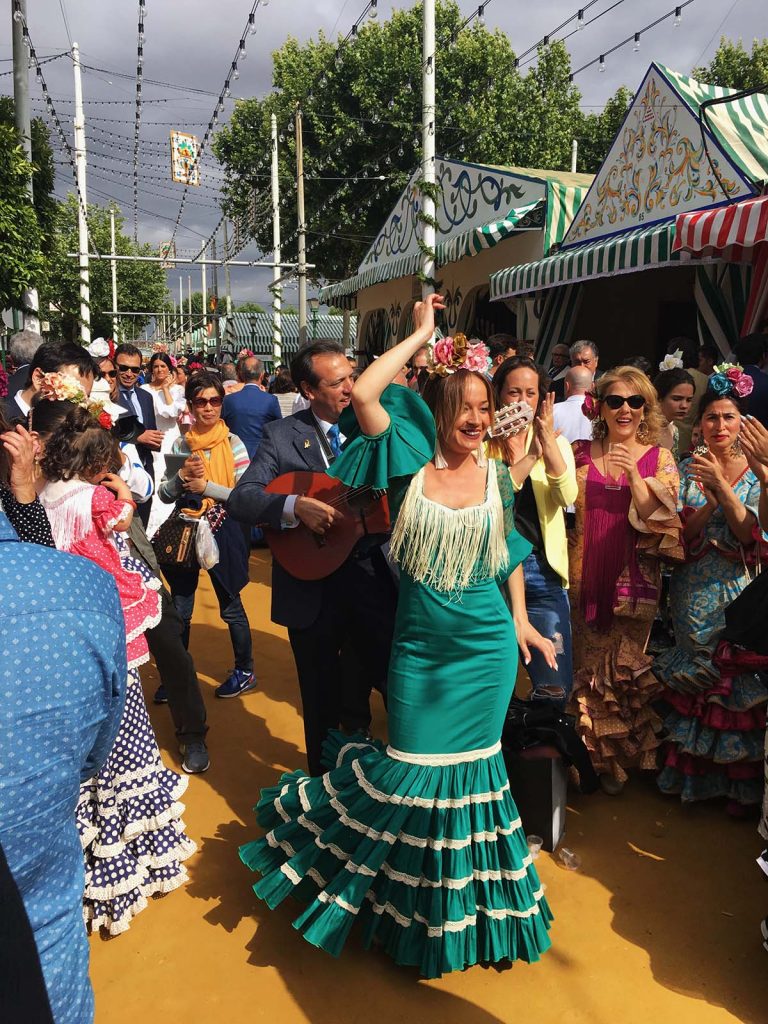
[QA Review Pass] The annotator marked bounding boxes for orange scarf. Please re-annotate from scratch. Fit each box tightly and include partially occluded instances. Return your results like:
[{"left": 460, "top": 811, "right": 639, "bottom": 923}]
[{"left": 181, "top": 418, "right": 234, "bottom": 518}]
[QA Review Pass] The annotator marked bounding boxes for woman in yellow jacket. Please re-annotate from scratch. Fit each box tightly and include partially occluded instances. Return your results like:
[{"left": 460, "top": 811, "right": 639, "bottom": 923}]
[{"left": 490, "top": 356, "right": 578, "bottom": 703}]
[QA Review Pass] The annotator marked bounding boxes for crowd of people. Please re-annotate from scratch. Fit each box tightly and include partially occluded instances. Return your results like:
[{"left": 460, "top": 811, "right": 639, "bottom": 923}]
[{"left": 2, "top": 312, "right": 768, "bottom": 1018}]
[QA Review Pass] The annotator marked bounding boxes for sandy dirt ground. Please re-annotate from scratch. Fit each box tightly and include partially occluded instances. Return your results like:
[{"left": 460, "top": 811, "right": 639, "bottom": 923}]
[{"left": 90, "top": 550, "right": 766, "bottom": 1024}]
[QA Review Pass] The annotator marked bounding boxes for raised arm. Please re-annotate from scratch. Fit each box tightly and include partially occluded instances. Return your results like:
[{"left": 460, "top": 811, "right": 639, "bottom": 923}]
[{"left": 351, "top": 293, "right": 444, "bottom": 436}]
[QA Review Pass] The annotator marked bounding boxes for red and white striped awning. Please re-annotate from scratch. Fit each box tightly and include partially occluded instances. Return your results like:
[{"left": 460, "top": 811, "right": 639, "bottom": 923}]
[{"left": 673, "top": 195, "right": 768, "bottom": 261}]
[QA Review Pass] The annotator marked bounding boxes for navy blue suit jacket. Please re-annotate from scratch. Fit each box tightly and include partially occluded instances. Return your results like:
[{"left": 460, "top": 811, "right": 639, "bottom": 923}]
[
  {"left": 744, "top": 365, "right": 768, "bottom": 428},
  {"left": 228, "top": 410, "right": 328, "bottom": 630},
  {"left": 222, "top": 384, "right": 281, "bottom": 459},
  {"left": 118, "top": 387, "right": 157, "bottom": 478}
]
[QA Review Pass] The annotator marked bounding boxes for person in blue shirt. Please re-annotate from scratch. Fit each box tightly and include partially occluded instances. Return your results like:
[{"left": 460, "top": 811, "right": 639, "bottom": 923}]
[
  {"left": 734, "top": 334, "right": 768, "bottom": 429},
  {"left": 0, "top": 513, "right": 127, "bottom": 1024},
  {"left": 222, "top": 355, "right": 282, "bottom": 459}
]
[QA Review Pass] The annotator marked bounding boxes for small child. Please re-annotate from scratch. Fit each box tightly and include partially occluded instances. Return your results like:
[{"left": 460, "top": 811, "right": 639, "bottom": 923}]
[{"left": 38, "top": 404, "right": 195, "bottom": 935}]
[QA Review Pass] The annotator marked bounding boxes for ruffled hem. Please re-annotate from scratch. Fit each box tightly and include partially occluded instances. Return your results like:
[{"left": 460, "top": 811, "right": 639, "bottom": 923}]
[
  {"left": 658, "top": 760, "right": 764, "bottom": 807},
  {"left": 570, "top": 633, "right": 662, "bottom": 783},
  {"left": 85, "top": 865, "right": 191, "bottom": 937},
  {"left": 240, "top": 733, "right": 552, "bottom": 979}
]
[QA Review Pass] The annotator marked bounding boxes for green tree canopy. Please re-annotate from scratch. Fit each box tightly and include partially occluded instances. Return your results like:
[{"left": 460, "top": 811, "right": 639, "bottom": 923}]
[
  {"left": 0, "top": 125, "right": 45, "bottom": 310},
  {"left": 693, "top": 37, "right": 768, "bottom": 89},
  {"left": 236, "top": 300, "right": 266, "bottom": 313},
  {"left": 0, "top": 98, "right": 57, "bottom": 259},
  {"left": 43, "top": 198, "right": 169, "bottom": 341},
  {"left": 213, "top": 0, "right": 624, "bottom": 283}
]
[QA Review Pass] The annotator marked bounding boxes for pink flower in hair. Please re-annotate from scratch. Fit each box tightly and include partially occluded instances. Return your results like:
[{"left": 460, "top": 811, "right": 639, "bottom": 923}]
[
  {"left": 463, "top": 342, "right": 491, "bottom": 373},
  {"left": 725, "top": 367, "right": 742, "bottom": 382},
  {"left": 581, "top": 392, "right": 598, "bottom": 421},
  {"left": 432, "top": 337, "right": 455, "bottom": 366},
  {"left": 732, "top": 373, "right": 754, "bottom": 397}
]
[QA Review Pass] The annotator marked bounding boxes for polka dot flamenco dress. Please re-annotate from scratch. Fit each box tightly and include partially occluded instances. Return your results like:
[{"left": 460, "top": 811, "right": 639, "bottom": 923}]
[
  {"left": 40, "top": 480, "right": 197, "bottom": 934},
  {"left": 239, "top": 387, "right": 552, "bottom": 977}
]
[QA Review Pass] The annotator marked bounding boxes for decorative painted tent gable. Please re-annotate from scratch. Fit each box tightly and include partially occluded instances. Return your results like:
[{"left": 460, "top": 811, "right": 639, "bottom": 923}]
[
  {"left": 562, "top": 63, "right": 759, "bottom": 249},
  {"left": 359, "top": 158, "right": 553, "bottom": 271}
]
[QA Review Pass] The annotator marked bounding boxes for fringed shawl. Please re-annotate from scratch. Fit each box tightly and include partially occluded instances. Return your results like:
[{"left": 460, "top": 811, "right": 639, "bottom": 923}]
[
  {"left": 39, "top": 479, "right": 96, "bottom": 552},
  {"left": 390, "top": 459, "right": 509, "bottom": 593}
]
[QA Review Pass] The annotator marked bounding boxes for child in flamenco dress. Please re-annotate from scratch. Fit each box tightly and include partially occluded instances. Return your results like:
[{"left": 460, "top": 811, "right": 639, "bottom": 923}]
[{"left": 37, "top": 401, "right": 196, "bottom": 934}]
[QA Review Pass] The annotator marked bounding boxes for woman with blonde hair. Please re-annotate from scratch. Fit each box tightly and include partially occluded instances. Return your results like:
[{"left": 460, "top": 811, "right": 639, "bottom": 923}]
[{"left": 569, "top": 366, "right": 683, "bottom": 794}]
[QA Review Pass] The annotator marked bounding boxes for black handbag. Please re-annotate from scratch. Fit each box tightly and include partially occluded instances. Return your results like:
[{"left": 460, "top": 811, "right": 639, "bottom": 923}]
[{"left": 151, "top": 513, "right": 199, "bottom": 570}]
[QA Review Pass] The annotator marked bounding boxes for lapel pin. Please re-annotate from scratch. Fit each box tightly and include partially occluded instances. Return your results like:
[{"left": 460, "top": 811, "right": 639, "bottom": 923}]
[{"left": 304, "top": 439, "right": 311, "bottom": 449}]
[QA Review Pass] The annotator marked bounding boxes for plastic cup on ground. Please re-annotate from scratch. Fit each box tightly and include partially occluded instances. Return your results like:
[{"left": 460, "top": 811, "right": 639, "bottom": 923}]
[
  {"left": 557, "top": 847, "right": 581, "bottom": 871},
  {"left": 527, "top": 835, "right": 544, "bottom": 859}
]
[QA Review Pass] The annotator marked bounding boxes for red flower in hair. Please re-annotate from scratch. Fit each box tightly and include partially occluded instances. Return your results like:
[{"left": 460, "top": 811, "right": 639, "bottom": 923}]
[
  {"left": 0, "top": 365, "right": 8, "bottom": 399},
  {"left": 98, "top": 411, "right": 113, "bottom": 430},
  {"left": 581, "top": 391, "right": 599, "bottom": 421}
]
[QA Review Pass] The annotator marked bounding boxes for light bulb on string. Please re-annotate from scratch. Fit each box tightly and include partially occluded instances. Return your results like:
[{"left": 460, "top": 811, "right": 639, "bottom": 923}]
[
  {"left": 248, "top": 12, "right": 256, "bottom": 34},
  {"left": 239, "top": 41, "right": 247, "bottom": 61},
  {"left": 598, "top": 55, "right": 605, "bottom": 73},
  {"left": 577, "top": 9, "right": 584, "bottom": 30},
  {"left": 224, "top": 81, "right": 231, "bottom": 98},
  {"left": 12, "top": 5, "right": 23, "bottom": 23},
  {"left": 369, "top": 0, "right": 378, "bottom": 19},
  {"left": 633, "top": 32, "right": 640, "bottom": 52},
  {"left": 674, "top": 6, "right": 682, "bottom": 26},
  {"left": 477, "top": 5, "right": 485, "bottom": 28},
  {"left": 232, "top": 65, "right": 240, "bottom": 80}
]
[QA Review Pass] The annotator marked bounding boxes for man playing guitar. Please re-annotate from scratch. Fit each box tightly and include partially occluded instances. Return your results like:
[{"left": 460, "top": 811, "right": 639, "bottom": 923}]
[{"left": 228, "top": 341, "right": 396, "bottom": 776}]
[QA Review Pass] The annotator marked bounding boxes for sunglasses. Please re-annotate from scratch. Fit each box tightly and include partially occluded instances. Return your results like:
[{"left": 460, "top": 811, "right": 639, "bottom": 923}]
[
  {"left": 101, "top": 369, "right": 117, "bottom": 378},
  {"left": 603, "top": 394, "right": 646, "bottom": 411},
  {"left": 116, "top": 363, "right": 140, "bottom": 374},
  {"left": 191, "top": 395, "right": 223, "bottom": 409}
]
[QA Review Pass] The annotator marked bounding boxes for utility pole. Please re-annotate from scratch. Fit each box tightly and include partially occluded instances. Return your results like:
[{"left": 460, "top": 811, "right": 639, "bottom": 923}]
[
  {"left": 109, "top": 206, "right": 119, "bottom": 342},
  {"left": 72, "top": 42, "right": 91, "bottom": 343},
  {"left": 187, "top": 275, "right": 192, "bottom": 351},
  {"left": 211, "top": 236, "right": 221, "bottom": 362},
  {"left": 270, "top": 113, "right": 282, "bottom": 364},
  {"left": 421, "top": 0, "right": 436, "bottom": 306},
  {"left": 12, "top": 0, "right": 39, "bottom": 331},
  {"left": 295, "top": 105, "right": 307, "bottom": 347},
  {"left": 570, "top": 138, "right": 578, "bottom": 174},
  {"left": 222, "top": 220, "right": 233, "bottom": 318},
  {"left": 179, "top": 277, "right": 184, "bottom": 349}
]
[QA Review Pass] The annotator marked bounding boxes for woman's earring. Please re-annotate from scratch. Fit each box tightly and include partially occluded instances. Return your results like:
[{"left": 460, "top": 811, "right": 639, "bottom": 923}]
[
  {"left": 731, "top": 435, "right": 744, "bottom": 458},
  {"left": 593, "top": 417, "right": 607, "bottom": 439},
  {"left": 636, "top": 419, "right": 650, "bottom": 443}
]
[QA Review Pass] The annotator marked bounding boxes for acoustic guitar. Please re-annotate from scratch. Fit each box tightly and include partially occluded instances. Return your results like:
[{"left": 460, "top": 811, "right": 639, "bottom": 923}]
[{"left": 263, "top": 471, "right": 390, "bottom": 580}]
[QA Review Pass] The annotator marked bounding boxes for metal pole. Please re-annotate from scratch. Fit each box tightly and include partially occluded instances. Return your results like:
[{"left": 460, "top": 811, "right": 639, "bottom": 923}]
[
  {"left": 295, "top": 106, "right": 307, "bottom": 347},
  {"left": 109, "top": 206, "right": 119, "bottom": 342},
  {"left": 222, "top": 219, "right": 233, "bottom": 317},
  {"left": 72, "top": 42, "right": 91, "bottom": 342},
  {"left": 12, "top": 0, "right": 39, "bottom": 330},
  {"left": 211, "top": 236, "right": 221, "bottom": 362},
  {"left": 270, "top": 113, "right": 282, "bottom": 364},
  {"left": 201, "top": 245, "right": 207, "bottom": 340},
  {"left": 187, "top": 275, "right": 192, "bottom": 351},
  {"left": 420, "top": 0, "right": 436, "bottom": 306},
  {"left": 570, "top": 138, "right": 578, "bottom": 174},
  {"left": 179, "top": 277, "right": 184, "bottom": 349}
]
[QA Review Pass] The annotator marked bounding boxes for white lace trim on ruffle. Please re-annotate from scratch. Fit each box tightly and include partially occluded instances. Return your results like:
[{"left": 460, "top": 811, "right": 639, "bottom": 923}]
[
  {"left": 84, "top": 867, "right": 190, "bottom": 936},
  {"left": 386, "top": 741, "right": 501, "bottom": 766},
  {"left": 335, "top": 741, "right": 377, "bottom": 766},
  {"left": 352, "top": 759, "right": 509, "bottom": 808},
  {"left": 367, "top": 887, "right": 545, "bottom": 935}
]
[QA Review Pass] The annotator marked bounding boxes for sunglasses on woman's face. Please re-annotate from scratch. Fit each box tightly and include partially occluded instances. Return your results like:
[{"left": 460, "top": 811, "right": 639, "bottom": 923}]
[
  {"left": 603, "top": 394, "right": 646, "bottom": 410},
  {"left": 191, "top": 395, "right": 223, "bottom": 409},
  {"left": 101, "top": 369, "right": 117, "bottom": 378}
]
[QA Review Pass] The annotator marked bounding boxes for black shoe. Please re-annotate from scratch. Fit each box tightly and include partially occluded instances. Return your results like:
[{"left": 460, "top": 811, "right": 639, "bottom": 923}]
[
  {"left": 153, "top": 685, "right": 168, "bottom": 704},
  {"left": 180, "top": 740, "right": 210, "bottom": 774}
]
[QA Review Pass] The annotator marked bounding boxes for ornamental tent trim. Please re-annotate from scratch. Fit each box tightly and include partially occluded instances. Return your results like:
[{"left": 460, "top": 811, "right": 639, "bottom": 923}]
[{"left": 319, "top": 158, "right": 592, "bottom": 307}]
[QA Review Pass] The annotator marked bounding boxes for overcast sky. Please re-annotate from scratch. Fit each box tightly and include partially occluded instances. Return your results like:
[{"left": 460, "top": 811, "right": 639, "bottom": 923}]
[{"left": 1, "top": 0, "right": 764, "bottom": 308}]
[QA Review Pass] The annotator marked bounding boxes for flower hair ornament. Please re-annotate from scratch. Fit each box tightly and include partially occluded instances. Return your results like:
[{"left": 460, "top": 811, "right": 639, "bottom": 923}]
[
  {"left": 708, "top": 362, "right": 754, "bottom": 399},
  {"left": 581, "top": 390, "right": 600, "bottom": 421},
  {"left": 38, "top": 372, "right": 113, "bottom": 429},
  {"left": 659, "top": 349, "right": 684, "bottom": 371},
  {"left": 429, "top": 333, "right": 491, "bottom": 377},
  {"left": 0, "top": 364, "right": 8, "bottom": 400}
]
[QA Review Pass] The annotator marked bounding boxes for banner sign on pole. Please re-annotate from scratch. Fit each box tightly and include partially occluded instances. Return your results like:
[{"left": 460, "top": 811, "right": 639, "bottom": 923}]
[
  {"left": 170, "top": 131, "right": 200, "bottom": 186},
  {"left": 159, "top": 241, "right": 177, "bottom": 268}
]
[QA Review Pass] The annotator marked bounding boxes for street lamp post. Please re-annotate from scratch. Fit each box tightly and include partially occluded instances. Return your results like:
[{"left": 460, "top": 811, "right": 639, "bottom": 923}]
[{"left": 309, "top": 296, "right": 319, "bottom": 341}]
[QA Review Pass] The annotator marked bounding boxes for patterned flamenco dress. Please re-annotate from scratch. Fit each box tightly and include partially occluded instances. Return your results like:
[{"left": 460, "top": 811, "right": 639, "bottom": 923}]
[
  {"left": 239, "top": 386, "right": 552, "bottom": 978},
  {"left": 568, "top": 441, "right": 683, "bottom": 784},
  {"left": 40, "top": 479, "right": 197, "bottom": 934},
  {"left": 654, "top": 460, "right": 768, "bottom": 807}
]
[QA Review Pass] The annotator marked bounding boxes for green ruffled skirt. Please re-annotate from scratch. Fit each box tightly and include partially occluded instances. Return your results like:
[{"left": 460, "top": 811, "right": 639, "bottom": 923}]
[{"left": 240, "top": 736, "right": 552, "bottom": 978}]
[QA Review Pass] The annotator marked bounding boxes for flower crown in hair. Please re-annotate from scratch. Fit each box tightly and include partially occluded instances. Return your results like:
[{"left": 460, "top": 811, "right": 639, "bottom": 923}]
[
  {"left": 708, "top": 362, "right": 753, "bottom": 399},
  {"left": 38, "top": 372, "right": 113, "bottom": 429},
  {"left": 0, "top": 364, "right": 8, "bottom": 400},
  {"left": 581, "top": 390, "right": 599, "bottom": 421},
  {"left": 659, "top": 349, "right": 684, "bottom": 371},
  {"left": 429, "top": 333, "right": 490, "bottom": 377}
]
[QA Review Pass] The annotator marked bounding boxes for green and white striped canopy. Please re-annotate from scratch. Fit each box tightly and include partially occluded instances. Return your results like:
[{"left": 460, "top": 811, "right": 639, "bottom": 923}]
[{"left": 490, "top": 220, "right": 684, "bottom": 300}]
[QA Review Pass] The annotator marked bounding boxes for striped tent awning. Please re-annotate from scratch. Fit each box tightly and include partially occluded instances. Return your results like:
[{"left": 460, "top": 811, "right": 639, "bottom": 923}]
[
  {"left": 319, "top": 252, "right": 422, "bottom": 304},
  {"left": 436, "top": 199, "right": 544, "bottom": 265},
  {"left": 490, "top": 219, "right": 685, "bottom": 300},
  {"left": 673, "top": 195, "right": 768, "bottom": 260}
]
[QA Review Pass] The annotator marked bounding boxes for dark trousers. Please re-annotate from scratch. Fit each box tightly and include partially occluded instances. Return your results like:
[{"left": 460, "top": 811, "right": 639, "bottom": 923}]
[
  {"left": 145, "top": 588, "right": 208, "bottom": 743},
  {"left": 0, "top": 842, "right": 54, "bottom": 1024},
  {"left": 288, "top": 549, "right": 396, "bottom": 777},
  {"left": 164, "top": 565, "right": 253, "bottom": 674}
]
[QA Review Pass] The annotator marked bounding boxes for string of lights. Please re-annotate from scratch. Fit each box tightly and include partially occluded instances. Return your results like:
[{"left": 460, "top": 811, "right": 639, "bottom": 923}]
[
  {"left": 0, "top": 49, "right": 69, "bottom": 77},
  {"left": 132, "top": 0, "right": 147, "bottom": 241},
  {"left": 11, "top": 0, "right": 100, "bottom": 256},
  {"left": 570, "top": 1, "right": 695, "bottom": 78}
]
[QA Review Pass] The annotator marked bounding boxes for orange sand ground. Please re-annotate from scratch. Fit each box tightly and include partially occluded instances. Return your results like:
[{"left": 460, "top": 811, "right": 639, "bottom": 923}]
[{"left": 90, "top": 551, "right": 766, "bottom": 1024}]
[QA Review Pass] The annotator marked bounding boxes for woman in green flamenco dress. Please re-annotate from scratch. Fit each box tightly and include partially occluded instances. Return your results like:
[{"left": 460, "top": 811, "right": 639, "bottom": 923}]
[{"left": 239, "top": 295, "right": 556, "bottom": 977}]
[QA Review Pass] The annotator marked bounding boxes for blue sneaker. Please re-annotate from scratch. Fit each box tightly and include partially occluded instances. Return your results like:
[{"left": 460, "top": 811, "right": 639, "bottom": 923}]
[{"left": 215, "top": 668, "right": 257, "bottom": 699}]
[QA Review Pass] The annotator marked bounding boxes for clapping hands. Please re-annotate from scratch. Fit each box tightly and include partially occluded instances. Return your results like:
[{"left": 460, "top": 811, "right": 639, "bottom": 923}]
[{"left": 741, "top": 416, "right": 768, "bottom": 485}]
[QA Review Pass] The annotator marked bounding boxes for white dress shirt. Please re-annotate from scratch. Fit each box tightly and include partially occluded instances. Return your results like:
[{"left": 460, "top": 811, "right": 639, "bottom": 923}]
[
  {"left": 281, "top": 412, "right": 346, "bottom": 527},
  {"left": 553, "top": 393, "right": 593, "bottom": 444}
]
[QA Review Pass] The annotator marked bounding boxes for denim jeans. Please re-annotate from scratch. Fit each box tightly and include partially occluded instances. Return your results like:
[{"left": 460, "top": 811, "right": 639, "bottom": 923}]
[
  {"left": 164, "top": 566, "right": 253, "bottom": 674},
  {"left": 520, "top": 550, "right": 573, "bottom": 701}
]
